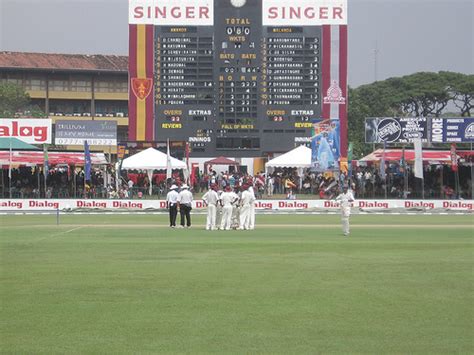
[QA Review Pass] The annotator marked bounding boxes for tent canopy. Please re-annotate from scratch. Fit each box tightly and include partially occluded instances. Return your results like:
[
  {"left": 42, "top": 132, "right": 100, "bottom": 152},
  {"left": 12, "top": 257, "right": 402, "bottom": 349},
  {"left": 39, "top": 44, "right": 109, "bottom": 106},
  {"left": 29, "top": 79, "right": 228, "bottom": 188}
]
[
  {"left": 0, "top": 137, "right": 40, "bottom": 150},
  {"left": 121, "top": 147, "right": 187, "bottom": 171},
  {"left": 204, "top": 156, "right": 239, "bottom": 166},
  {"left": 0, "top": 151, "right": 107, "bottom": 165},
  {"left": 265, "top": 145, "right": 312, "bottom": 169},
  {"left": 360, "top": 149, "right": 453, "bottom": 163},
  {"left": 204, "top": 156, "right": 239, "bottom": 172}
]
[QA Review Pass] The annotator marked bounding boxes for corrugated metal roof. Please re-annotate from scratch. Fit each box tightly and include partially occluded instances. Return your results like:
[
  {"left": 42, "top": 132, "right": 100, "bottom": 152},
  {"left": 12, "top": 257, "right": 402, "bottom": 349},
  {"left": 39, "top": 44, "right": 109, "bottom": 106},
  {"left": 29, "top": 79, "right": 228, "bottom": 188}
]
[{"left": 0, "top": 52, "right": 128, "bottom": 73}]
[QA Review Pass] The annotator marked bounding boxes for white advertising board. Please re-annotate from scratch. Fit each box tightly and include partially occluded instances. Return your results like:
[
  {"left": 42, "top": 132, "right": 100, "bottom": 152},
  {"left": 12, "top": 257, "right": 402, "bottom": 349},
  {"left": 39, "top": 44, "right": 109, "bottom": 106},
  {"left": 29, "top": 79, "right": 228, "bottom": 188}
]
[
  {"left": 129, "top": 0, "right": 214, "bottom": 26},
  {"left": 0, "top": 199, "right": 472, "bottom": 212},
  {"left": 262, "top": 0, "right": 348, "bottom": 26},
  {"left": 0, "top": 119, "right": 52, "bottom": 144}
]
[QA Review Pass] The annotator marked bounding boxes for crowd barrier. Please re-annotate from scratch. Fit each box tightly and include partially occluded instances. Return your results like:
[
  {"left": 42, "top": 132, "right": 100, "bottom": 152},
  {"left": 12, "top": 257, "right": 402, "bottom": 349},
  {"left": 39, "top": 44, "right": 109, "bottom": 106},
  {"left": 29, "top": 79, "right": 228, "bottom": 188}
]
[{"left": 0, "top": 199, "right": 472, "bottom": 212}]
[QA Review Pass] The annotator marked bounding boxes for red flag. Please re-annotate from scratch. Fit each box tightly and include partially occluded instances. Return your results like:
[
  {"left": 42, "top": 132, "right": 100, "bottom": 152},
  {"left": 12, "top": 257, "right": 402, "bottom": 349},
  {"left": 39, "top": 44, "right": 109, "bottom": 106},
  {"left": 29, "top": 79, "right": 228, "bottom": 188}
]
[{"left": 450, "top": 143, "right": 458, "bottom": 172}]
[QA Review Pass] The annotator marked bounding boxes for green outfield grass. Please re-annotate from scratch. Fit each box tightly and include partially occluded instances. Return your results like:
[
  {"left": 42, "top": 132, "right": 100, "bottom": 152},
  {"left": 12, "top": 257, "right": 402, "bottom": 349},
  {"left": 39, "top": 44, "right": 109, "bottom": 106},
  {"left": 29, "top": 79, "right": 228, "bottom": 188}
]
[{"left": 1, "top": 214, "right": 473, "bottom": 353}]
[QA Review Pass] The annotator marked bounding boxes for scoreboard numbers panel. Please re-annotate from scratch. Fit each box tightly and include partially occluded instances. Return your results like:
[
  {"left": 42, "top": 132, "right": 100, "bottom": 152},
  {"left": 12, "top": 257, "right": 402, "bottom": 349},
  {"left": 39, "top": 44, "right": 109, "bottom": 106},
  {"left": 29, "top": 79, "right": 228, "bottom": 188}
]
[{"left": 129, "top": 0, "right": 347, "bottom": 157}]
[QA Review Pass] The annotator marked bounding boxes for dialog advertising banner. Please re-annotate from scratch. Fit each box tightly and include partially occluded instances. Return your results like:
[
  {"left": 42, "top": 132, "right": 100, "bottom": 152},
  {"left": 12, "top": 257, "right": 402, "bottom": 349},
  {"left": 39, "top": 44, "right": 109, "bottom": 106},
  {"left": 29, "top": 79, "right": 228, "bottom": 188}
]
[
  {"left": 55, "top": 120, "right": 117, "bottom": 145},
  {"left": 431, "top": 117, "right": 474, "bottom": 143},
  {"left": 0, "top": 118, "right": 52, "bottom": 144},
  {"left": 311, "top": 118, "right": 340, "bottom": 171},
  {"left": 0, "top": 199, "right": 472, "bottom": 212},
  {"left": 365, "top": 117, "right": 429, "bottom": 143}
]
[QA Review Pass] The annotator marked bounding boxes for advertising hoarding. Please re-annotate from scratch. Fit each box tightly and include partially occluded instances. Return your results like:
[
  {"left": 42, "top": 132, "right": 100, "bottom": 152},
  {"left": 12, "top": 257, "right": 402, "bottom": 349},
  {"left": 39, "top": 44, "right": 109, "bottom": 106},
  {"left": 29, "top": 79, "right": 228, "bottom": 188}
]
[
  {"left": 0, "top": 119, "right": 52, "bottom": 144},
  {"left": 431, "top": 117, "right": 474, "bottom": 143},
  {"left": 129, "top": 0, "right": 214, "bottom": 26},
  {"left": 262, "top": 0, "right": 348, "bottom": 26},
  {"left": 54, "top": 120, "right": 117, "bottom": 145},
  {"left": 0, "top": 199, "right": 472, "bottom": 212},
  {"left": 365, "top": 117, "right": 429, "bottom": 143},
  {"left": 311, "top": 118, "right": 340, "bottom": 171}
]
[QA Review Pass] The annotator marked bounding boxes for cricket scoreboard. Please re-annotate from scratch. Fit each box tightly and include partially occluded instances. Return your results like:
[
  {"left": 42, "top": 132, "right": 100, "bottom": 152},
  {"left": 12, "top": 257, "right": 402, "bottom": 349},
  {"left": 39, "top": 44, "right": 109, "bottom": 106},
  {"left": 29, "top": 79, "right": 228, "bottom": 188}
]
[{"left": 128, "top": 0, "right": 348, "bottom": 158}]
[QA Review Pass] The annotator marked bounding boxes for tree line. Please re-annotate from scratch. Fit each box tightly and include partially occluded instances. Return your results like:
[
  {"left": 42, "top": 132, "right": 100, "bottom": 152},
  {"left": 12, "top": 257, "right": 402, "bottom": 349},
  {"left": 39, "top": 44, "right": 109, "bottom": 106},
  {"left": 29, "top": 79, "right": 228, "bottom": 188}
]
[
  {"left": 348, "top": 71, "right": 473, "bottom": 158},
  {"left": 1, "top": 71, "right": 472, "bottom": 159}
]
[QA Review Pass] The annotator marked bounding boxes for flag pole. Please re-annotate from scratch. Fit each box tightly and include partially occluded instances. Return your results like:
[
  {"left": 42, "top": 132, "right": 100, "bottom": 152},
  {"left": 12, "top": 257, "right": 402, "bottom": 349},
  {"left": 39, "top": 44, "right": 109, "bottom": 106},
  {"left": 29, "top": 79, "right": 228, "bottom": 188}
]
[
  {"left": 43, "top": 144, "right": 49, "bottom": 198},
  {"left": 9, "top": 138, "right": 12, "bottom": 198},
  {"left": 381, "top": 141, "right": 387, "bottom": 199},
  {"left": 84, "top": 140, "right": 91, "bottom": 199},
  {"left": 471, "top": 142, "right": 473, "bottom": 199}
]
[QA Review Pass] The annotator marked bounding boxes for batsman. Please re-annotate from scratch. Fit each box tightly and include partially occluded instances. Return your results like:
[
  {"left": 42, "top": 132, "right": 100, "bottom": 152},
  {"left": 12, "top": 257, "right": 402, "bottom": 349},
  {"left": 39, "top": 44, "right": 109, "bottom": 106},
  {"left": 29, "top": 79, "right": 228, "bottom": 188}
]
[{"left": 334, "top": 185, "right": 355, "bottom": 236}]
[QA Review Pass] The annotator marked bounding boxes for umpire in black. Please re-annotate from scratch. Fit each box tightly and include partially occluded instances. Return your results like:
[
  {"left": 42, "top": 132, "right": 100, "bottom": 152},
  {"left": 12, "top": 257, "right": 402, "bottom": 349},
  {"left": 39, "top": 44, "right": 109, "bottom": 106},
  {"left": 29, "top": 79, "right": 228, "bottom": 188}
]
[
  {"left": 166, "top": 184, "right": 179, "bottom": 228},
  {"left": 177, "top": 184, "right": 193, "bottom": 228}
]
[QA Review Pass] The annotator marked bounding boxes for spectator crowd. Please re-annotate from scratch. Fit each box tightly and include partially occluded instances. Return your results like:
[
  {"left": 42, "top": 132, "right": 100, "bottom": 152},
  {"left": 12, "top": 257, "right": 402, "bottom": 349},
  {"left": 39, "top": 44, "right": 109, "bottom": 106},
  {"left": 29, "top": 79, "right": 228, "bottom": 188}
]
[{"left": 1, "top": 162, "right": 472, "bottom": 200}]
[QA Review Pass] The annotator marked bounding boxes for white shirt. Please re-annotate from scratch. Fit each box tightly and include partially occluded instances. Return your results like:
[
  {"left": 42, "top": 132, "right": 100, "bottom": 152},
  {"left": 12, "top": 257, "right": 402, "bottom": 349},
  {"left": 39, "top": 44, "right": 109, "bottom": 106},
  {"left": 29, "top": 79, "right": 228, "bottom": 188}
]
[
  {"left": 178, "top": 189, "right": 193, "bottom": 205},
  {"left": 166, "top": 190, "right": 179, "bottom": 205},
  {"left": 335, "top": 191, "right": 355, "bottom": 216},
  {"left": 220, "top": 191, "right": 238, "bottom": 207},
  {"left": 202, "top": 189, "right": 219, "bottom": 205},
  {"left": 240, "top": 190, "right": 254, "bottom": 206}
]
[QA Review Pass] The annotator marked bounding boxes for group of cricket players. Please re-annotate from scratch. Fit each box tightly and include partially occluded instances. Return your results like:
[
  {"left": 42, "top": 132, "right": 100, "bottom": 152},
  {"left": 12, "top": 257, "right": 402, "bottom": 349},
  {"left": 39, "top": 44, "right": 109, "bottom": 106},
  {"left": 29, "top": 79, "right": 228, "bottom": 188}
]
[
  {"left": 201, "top": 183, "right": 256, "bottom": 231},
  {"left": 166, "top": 182, "right": 355, "bottom": 236}
]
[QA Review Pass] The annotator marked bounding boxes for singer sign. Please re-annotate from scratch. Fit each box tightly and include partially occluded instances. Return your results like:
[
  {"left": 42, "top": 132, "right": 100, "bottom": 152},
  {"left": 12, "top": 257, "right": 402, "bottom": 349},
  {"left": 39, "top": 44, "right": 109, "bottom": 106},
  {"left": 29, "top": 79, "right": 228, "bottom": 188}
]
[
  {"left": 263, "top": 0, "right": 347, "bottom": 26},
  {"left": 0, "top": 119, "right": 52, "bottom": 144},
  {"left": 129, "top": 0, "right": 214, "bottom": 25}
]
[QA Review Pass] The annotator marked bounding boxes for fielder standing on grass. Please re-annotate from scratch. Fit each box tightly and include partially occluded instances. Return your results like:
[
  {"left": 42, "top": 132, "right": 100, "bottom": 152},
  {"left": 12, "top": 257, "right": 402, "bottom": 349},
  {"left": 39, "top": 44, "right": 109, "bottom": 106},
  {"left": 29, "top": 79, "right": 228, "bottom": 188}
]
[
  {"left": 166, "top": 184, "right": 179, "bottom": 228},
  {"left": 248, "top": 184, "right": 256, "bottom": 230},
  {"left": 334, "top": 185, "right": 355, "bottom": 236},
  {"left": 239, "top": 185, "right": 255, "bottom": 230},
  {"left": 219, "top": 186, "right": 238, "bottom": 230},
  {"left": 177, "top": 184, "right": 193, "bottom": 228},
  {"left": 202, "top": 184, "right": 219, "bottom": 230}
]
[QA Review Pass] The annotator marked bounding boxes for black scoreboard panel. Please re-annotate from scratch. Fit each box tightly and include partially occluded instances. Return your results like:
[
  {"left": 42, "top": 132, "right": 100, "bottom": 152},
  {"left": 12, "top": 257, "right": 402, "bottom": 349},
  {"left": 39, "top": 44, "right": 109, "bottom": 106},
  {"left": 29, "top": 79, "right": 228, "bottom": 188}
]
[
  {"left": 214, "top": 0, "right": 262, "bottom": 153},
  {"left": 155, "top": 25, "right": 215, "bottom": 150},
  {"left": 154, "top": 0, "right": 320, "bottom": 157},
  {"left": 261, "top": 26, "right": 321, "bottom": 153}
]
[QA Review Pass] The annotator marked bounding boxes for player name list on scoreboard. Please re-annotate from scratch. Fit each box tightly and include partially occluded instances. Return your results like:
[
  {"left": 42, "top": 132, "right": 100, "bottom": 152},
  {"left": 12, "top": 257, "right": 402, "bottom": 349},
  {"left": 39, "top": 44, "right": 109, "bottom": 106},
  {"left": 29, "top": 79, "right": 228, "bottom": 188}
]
[
  {"left": 263, "top": 31, "right": 320, "bottom": 106},
  {"left": 155, "top": 28, "right": 214, "bottom": 106}
]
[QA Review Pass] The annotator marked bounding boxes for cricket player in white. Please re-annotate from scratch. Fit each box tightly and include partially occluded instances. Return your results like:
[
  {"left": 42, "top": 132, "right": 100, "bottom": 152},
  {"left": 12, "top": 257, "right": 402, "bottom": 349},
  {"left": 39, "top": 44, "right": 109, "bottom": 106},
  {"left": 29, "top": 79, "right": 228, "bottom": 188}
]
[
  {"left": 202, "top": 184, "right": 219, "bottom": 230},
  {"left": 334, "top": 186, "right": 355, "bottom": 236},
  {"left": 215, "top": 189, "right": 223, "bottom": 229},
  {"left": 239, "top": 185, "right": 255, "bottom": 230},
  {"left": 220, "top": 186, "right": 238, "bottom": 230},
  {"left": 248, "top": 185, "right": 256, "bottom": 230}
]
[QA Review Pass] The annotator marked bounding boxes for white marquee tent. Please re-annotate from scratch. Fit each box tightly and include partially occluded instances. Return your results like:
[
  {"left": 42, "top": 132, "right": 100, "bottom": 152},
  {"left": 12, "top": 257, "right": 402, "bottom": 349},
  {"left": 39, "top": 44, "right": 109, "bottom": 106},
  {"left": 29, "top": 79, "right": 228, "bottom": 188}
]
[
  {"left": 121, "top": 147, "right": 188, "bottom": 195},
  {"left": 265, "top": 145, "right": 312, "bottom": 188}
]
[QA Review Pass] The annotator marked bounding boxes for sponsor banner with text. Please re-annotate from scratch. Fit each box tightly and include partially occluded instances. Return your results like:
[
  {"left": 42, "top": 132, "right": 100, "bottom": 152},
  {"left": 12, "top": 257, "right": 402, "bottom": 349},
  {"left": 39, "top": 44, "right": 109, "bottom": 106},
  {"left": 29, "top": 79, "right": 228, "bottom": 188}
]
[
  {"left": 365, "top": 117, "right": 429, "bottom": 143},
  {"left": 55, "top": 120, "right": 117, "bottom": 146},
  {"left": 1, "top": 199, "right": 472, "bottom": 211},
  {"left": 129, "top": 0, "right": 214, "bottom": 26},
  {"left": 262, "top": 0, "right": 348, "bottom": 26},
  {"left": 0, "top": 118, "right": 52, "bottom": 144},
  {"left": 431, "top": 117, "right": 474, "bottom": 143}
]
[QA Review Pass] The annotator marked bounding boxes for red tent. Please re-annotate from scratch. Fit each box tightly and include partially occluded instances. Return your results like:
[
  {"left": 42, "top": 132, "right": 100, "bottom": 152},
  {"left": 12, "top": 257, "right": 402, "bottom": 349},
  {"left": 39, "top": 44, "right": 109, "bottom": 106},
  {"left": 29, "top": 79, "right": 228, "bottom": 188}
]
[
  {"left": 360, "top": 149, "right": 454, "bottom": 163},
  {"left": 0, "top": 150, "right": 108, "bottom": 166},
  {"left": 204, "top": 156, "right": 239, "bottom": 172}
]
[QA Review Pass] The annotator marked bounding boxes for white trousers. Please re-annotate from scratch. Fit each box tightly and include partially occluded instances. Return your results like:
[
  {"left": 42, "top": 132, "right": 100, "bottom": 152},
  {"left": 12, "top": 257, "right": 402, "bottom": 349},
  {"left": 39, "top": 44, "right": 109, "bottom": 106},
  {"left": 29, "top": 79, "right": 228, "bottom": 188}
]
[
  {"left": 268, "top": 183, "right": 273, "bottom": 195},
  {"left": 341, "top": 216, "right": 350, "bottom": 235},
  {"left": 216, "top": 206, "right": 222, "bottom": 228},
  {"left": 220, "top": 205, "right": 233, "bottom": 230},
  {"left": 231, "top": 205, "right": 240, "bottom": 229},
  {"left": 206, "top": 204, "right": 217, "bottom": 230},
  {"left": 239, "top": 204, "right": 251, "bottom": 229},
  {"left": 249, "top": 204, "right": 255, "bottom": 229}
]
